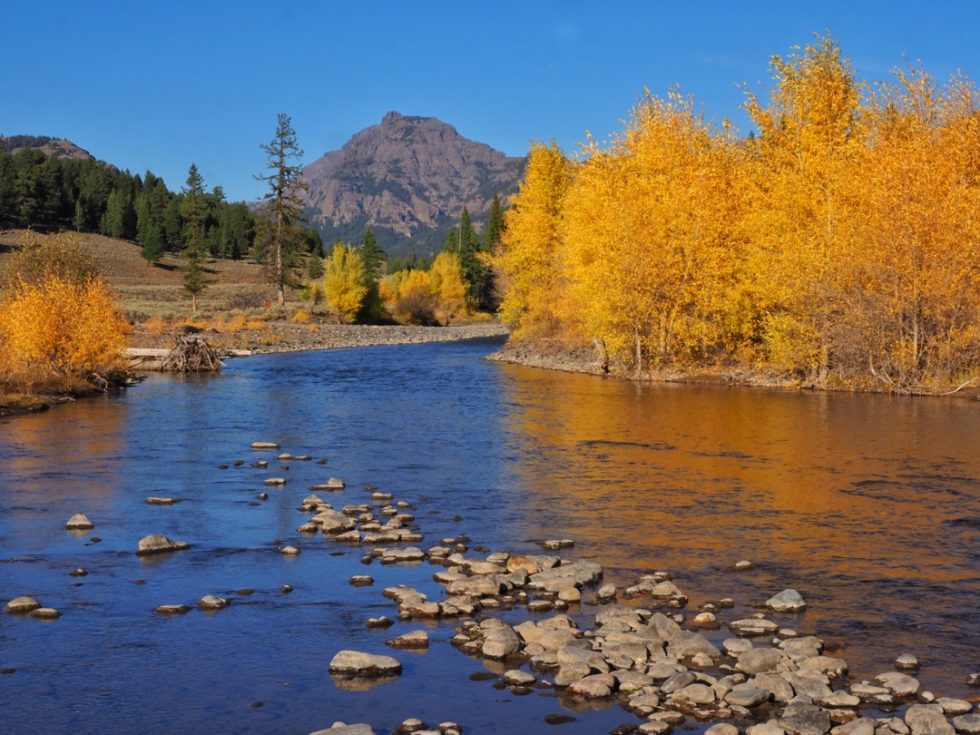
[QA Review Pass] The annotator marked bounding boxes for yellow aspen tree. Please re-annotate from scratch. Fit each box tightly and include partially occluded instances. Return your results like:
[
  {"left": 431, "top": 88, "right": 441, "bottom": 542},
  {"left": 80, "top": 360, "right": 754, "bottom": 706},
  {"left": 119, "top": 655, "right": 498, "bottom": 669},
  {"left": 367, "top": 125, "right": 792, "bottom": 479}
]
[
  {"left": 427, "top": 251, "right": 468, "bottom": 323},
  {"left": 494, "top": 142, "right": 571, "bottom": 337},
  {"left": 322, "top": 243, "right": 368, "bottom": 322},
  {"left": 742, "top": 34, "right": 862, "bottom": 382}
]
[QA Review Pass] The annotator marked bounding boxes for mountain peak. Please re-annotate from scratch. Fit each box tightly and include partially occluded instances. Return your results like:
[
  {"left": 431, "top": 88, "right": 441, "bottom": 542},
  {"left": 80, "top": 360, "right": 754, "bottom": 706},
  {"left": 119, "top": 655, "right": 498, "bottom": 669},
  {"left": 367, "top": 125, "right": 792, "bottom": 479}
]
[{"left": 303, "top": 114, "right": 525, "bottom": 259}]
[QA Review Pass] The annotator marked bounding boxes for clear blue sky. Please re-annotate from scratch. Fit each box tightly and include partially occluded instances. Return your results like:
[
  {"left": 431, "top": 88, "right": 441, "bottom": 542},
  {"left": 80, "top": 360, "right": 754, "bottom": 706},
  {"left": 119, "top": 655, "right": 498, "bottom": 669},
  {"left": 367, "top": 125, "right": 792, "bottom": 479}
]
[{"left": 4, "top": 0, "right": 979, "bottom": 201}]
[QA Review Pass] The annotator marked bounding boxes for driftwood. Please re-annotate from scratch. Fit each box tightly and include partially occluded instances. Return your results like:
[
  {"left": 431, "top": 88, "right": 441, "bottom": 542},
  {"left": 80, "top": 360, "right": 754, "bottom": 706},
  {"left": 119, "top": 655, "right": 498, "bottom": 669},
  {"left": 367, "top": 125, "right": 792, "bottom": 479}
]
[{"left": 161, "top": 336, "right": 222, "bottom": 373}]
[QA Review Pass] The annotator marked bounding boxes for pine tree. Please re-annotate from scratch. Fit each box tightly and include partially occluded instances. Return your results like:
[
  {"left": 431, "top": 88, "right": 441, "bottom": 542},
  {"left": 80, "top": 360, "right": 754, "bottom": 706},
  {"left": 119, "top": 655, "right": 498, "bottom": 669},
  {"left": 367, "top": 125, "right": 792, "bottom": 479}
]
[
  {"left": 360, "top": 227, "right": 386, "bottom": 282},
  {"left": 483, "top": 193, "right": 505, "bottom": 252},
  {"left": 141, "top": 225, "right": 164, "bottom": 264},
  {"left": 256, "top": 113, "right": 307, "bottom": 306},
  {"left": 72, "top": 198, "right": 87, "bottom": 231},
  {"left": 180, "top": 164, "right": 209, "bottom": 311},
  {"left": 102, "top": 189, "right": 127, "bottom": 238}
]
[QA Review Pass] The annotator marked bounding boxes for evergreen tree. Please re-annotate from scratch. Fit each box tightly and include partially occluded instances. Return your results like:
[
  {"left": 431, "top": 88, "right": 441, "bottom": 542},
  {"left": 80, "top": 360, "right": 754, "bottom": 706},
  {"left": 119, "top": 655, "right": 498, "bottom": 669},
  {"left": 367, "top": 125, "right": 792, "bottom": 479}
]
[
  {"left": 72, "top": 197, "right": 87, "bottom": 231},
  {"left": 483, "top": 193, "right": 505, "bottom": 251},
  {"left": 180, "top": 164, "right": 209, "bottom": 311},
  {"left": 446, "top": 206, "right": 492, "bottom": 310},
  {"left": 360, "top": 226, "right": 387, "bottom": 282},
  {"left": 255, "top": 113, "right": 307, "bottom": 306},
  {"left": 102, "top": 189, "right": 127, "bottom": 238},
  {"left": 141, "top": 225, "right": 164, "bottom": 264}
]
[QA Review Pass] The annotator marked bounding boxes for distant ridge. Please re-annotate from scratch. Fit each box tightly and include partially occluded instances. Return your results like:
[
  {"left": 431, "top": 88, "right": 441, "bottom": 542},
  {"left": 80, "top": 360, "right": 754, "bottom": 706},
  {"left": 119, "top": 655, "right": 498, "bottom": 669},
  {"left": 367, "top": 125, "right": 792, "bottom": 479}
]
[
  {"left": 0, "top": 135, "right": 94, "bottom": 161},
  {"left": 302, "top": 112, "right": 525, "bottom": 259}
]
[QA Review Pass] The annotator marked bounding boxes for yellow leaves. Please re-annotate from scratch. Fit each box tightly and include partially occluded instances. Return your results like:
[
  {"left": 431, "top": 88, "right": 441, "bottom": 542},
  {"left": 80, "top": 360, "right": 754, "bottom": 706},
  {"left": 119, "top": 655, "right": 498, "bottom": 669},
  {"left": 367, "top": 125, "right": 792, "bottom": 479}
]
[
  {"left": 0, "top": 274, "right": 128, "bottom": 390},
  {"left": 322, "top": 243, "right": 368, "bottom": 322},
  {"left": 492, "top": 33, "right": 979, "bottom": 390},
  {"left": 380, "top": 252, "right": 468, "bottom": 325}
]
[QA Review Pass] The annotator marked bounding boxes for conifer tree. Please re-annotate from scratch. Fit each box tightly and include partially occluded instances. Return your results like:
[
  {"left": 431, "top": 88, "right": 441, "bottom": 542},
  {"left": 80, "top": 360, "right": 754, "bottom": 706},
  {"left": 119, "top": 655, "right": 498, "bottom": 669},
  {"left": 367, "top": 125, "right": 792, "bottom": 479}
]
[
  {"left": 360, "top": 227, "right": 387, "bottom": 282},
  {"left": 256, "top": 113, "right": 307, "bottom": 306},
  {"left": 180, "top": 164, "right": 208, "bottom": 311},
  {"left": 483, "top": 193, "right": 505, "bottom": 252}
]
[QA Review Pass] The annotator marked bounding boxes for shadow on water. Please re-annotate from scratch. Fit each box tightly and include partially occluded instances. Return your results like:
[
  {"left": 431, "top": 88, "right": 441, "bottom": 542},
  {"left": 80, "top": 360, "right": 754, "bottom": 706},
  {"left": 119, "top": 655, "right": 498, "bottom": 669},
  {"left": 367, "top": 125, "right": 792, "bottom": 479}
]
[{"left": 0, "top": 338, "right": 977, "bottom": 734}]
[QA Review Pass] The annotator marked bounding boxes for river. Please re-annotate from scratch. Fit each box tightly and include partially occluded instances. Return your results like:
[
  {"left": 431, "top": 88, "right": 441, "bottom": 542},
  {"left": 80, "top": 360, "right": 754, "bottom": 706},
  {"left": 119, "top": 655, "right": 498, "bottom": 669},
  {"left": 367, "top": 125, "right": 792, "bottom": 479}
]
[{"left": 0, "top": 338, "right": 977, "bottom": 734}]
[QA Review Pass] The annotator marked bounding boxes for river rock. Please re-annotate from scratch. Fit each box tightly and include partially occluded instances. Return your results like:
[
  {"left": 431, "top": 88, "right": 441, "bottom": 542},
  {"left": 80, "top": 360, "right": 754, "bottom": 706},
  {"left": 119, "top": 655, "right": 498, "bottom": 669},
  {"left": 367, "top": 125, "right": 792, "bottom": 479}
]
[
  {"left": 748, "top": 722, "right": 787, "bottom": 735},
  {"left": 309, "top": 722, "right": 376, "bottom": 735},
  {"left": 349, "top": 576, "right": 374, "bottom": 587},
  {"left": 136, "top": 534, "right": 188, "bottom": 555},
  {"left": 708, "top": 726, "right": 740, "bottom": 735},
  {"left": 669, "top": 683, "right": 716, "bottom": 705},
  {"left": 198, "top": 595, "right": 229, "bottom": 610},
  {"left": 156, "top": 604, "right": 190, "bottom": 614},
  {"left": 263, "top": 477, "right": 287, "bottom": 486},
  {"left": 146, "top": 497, "right": 180, "bottom": 505},
  {"left": 567, "top": 672, "right": 615, "bottom": 698},
  {"left": 386, "top": 630, "right": 429, "bottom": 649},
  {"left": 875, "top": 672, "right": 920, "bottom": 697},
  {"left": 503, "top": 669, "right": 536, "bottom": 686},
  {"left": 65, "top": 513, "right": 94, "bottom": 530},
  {"left": 30, "top": 608, "right": 60, "bottom": 619},
  {"left": 952, "top": 715, "right": 980, "bottom": 735},
  {"left": 313, "top": 510, "right": 356, "bottom": 534},
  {"left": 779, "top": 701, "right": 832, "bottom": 735},
  {"left": 597, "top": 583, "right": 617, "bottom": 600},
  {"left": 766, "top": 589, "right": 807, "bottom": 612},
  {"left": 896, "top": 653, "right": 920, "bottom": 670},
  {"left": 724, "top": 638, "right": 755, "bottom": 657},
  {"left": 738, "top": 647, "right": 788, "bottom": 674},
  {"left": 543, "top": 538, "right": 574, "bottom": 550},
  {"left": 905, "top": 705, "right": 955, "bottom": 735},
  {"left": 938, "top": 700, "right": 973, "bottom": 717},
  {"left": 832, "top": 718, "right": 875, "bottom": 735},
  {"left": 480, "top": 619, "right": 521, "bottom": 659},
  {"left": 251, "top": 441, "right": 279, "bottom": 449},
  {"left": 726, "top": 684, "right": 772, "bottom": 707},
  {"left": 558, "top": 587, "right": 581, "bottom": 602},
  {"left": 730, "top": 618, "right": 779, "bottom": 636},
  {"left": 329, "top": 650, "right": 401, "bottom": 677},
  {"left": 382, "top": 547, "right": 425, "bottom": 564},
  {"left": 734, "top": 560, "right": 754, "bottom": 570},
  {"left": 280, "top": 545, "right": 300, "bottom": 555},
  {"left": 5, "top": 596, "right": 41, "bottom": 614},
  {"left": 321, "top": 478, "right": 345, "bottom": 490}
]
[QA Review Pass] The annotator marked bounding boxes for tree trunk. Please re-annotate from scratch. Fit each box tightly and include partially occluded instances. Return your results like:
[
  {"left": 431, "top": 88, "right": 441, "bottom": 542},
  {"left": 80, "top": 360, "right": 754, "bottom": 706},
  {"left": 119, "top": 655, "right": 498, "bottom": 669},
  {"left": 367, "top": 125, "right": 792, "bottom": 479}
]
[
  {"left": 275, "top": 213, "right": 285, "bottom": 307},
  {"left": 634, "top": 328, "right": 643, "bottom": 379},
  {"left": 593, "top": 337, "right": 609, "bottom": 373}
]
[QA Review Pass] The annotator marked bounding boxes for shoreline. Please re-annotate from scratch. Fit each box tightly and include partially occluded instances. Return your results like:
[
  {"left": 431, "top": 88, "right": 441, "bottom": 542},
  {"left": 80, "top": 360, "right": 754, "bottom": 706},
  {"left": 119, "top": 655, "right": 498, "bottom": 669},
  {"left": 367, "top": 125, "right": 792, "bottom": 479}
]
[{"left": 487, "top": 340, "right": 980, "bottom": 400}]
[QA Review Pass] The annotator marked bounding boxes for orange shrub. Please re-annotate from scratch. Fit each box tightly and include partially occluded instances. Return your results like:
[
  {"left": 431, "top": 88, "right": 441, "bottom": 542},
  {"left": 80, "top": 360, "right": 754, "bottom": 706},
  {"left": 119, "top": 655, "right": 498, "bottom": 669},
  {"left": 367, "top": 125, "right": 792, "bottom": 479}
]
[
  {"left": 0, "top": 274, "right": 128, "bottom": 390},
  {"left": 291, "top": 308, "right": 311, "bottom": 324},
  {"left": 221, "top": 313, "right": 248, "bottom": 332},
  {"left": 145, "top": 315, "right": 169, "bottom": 334}
]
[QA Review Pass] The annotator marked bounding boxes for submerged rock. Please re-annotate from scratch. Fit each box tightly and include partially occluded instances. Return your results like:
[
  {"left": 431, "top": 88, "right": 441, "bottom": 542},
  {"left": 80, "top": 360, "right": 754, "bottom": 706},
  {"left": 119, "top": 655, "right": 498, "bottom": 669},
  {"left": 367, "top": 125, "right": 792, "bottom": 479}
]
[
  {"left": 65, "top": 513, "right": 94, "bottom": 530},
  {"left": 309, "top": 722, "right": 375, "bottom": 735},
  {"left": 251, "top": 441, "right": 279, "bottom": 449},
  {"left": 30, "top": 607, "right": 60, "bottom": 620},
  {"left": 766, "top": 589, "right": 807, "bottom": 612},
  {"left": 328, "top": 650, "right": 402, "bottom": 677},
  {"left": 198, "top": 595, "right": 229, "bottom": 611},
  {"left": 156, "top": 604, "right": 191, "bottom": 615},
  {"left": 385, "top": 630, "right": 429, "bottom": 649},
  {"left": 4, "top": 596, "right": 41, "bottom": 614}
]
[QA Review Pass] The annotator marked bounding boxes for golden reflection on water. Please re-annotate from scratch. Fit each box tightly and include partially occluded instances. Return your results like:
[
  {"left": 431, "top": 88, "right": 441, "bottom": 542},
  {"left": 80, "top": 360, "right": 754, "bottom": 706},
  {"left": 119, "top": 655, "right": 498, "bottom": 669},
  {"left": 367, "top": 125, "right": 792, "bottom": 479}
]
[{"left": 499, "top": 364, "right": 979, "bottom": 588}]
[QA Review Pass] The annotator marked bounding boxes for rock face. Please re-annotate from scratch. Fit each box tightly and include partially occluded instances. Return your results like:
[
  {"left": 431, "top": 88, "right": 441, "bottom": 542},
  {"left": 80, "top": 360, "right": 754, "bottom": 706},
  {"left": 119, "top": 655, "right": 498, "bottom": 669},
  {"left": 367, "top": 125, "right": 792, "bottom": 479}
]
[
  {"left": 302, "top": 111, "right": 525, "bottom": 259},
  {"left": 328, "top": 650, "right": 402, "bottom": 677}
]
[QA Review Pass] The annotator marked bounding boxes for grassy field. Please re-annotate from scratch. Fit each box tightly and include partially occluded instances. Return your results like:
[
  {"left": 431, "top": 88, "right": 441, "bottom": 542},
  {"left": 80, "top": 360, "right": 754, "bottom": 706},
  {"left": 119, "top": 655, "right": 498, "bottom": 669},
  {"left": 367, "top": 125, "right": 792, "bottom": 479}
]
[{"left": 0, "top": 229, "right": 311, "bottom": 322}]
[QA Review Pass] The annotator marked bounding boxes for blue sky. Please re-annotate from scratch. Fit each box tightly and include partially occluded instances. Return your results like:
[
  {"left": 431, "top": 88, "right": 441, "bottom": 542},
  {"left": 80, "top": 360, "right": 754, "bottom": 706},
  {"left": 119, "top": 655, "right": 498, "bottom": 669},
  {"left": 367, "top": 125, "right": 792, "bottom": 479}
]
[{"left": 5, "top": 0, "right": 979, "bottom": 201}]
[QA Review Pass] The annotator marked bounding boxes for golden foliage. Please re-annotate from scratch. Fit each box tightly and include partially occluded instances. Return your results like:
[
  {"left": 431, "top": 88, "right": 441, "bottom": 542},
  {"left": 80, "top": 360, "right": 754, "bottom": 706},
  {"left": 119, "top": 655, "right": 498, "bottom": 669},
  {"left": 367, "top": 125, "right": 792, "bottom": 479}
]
[
  {"left": 291, "top": 308, "right": 311, "bottom": 324},
  {"left": 322, "top": 243, "right": 368, "bottom": 322},
  {"left": 0, "top": 274, "right": 128, "bottom": 391},
  {"left": 144, "top": 315, "right": 169, "bottom": 335},
  {"left": 221, "top": 313, "right": 249, "bottom": 332},
  {"left": 494, "top": 34, "right": 980, "bottom": 391},
  {"left": 380, "top": 252, "right": 469, "bottom": 324}
]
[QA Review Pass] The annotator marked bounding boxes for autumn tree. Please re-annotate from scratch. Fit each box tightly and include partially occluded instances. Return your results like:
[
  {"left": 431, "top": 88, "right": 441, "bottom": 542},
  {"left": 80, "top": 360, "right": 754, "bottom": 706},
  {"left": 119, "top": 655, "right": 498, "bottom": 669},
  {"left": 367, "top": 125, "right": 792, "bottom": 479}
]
[
  {"left": 322, "top": 242, "right": 368, "bottom": 322},
  {"left": 256, "top": 113, "right": 308, "bottom": 306},
  {"left": 494, "top": 142, "right": 571, "bottom": 336}
]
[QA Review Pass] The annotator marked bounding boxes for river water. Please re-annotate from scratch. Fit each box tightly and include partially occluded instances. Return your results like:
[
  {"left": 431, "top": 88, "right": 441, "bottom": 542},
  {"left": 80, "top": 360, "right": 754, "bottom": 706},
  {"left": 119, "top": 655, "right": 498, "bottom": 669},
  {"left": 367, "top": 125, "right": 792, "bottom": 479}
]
[{"left": 0, "top": 338, "right": 977, "bottom": 734}]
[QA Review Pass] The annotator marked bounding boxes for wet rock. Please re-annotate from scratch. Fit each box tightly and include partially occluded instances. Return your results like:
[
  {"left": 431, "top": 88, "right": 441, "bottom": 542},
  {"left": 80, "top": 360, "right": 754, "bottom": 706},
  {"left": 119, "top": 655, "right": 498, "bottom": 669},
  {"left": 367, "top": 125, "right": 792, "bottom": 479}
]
[
  {"left": 638, "top": 721, "right": 673, "bottom": 735},
  {"left": 321, "top": 478, "right": 346, "bottom": 490},
  {"left": 800, "top": 656, "right": 848, "bottom": 678},
  {"left": 70, "top": 568, "right": 87, "bottom": 577},
  {"left": 817, "top": 692, "right": 860, "bottom": 708},
  {"left": 136, "top": 534, "right": 189, "bottom": 555},
  {"left": 875, "top": 672, "right": 920, "bottom": 697},
  {"left": 707, "top": 725, "right": 741, "bottom": 735},
  {"left": 328, "top": 650, "right": 402, "bottom": 677},
  {"left": 263, "top": 477, "right": 287, "bottom": 486},
  {"left": 281, "top": 584, "right": 294, "bottom": 593},
  {"left": 65, "top": 513, "right": 94, "bottom": 530},
  {"left": 5, "top": 596, "right": 41, "bottom": 614},
  {"left": 258, "top": 493, "right": 269, "bottom": 501},
  {"left": 734, "top": 560, "right": 754, "bottom": 571},
  {"left": 313, "top": 510, "right": 356, "bottom": 534},
  {"left": 896, "top": 654, "right": 920, "bottom": 671},
  {"left": 503, "top": 669, "right": 536, "bottom": 686},
  {"left": 156, "top": 604, "right": 191, "bottom": 614},
  {"left": 831, "top": 718, "right": 875, "bottom": 735},
  {"left": 748, "top": 722, "right": 787, "bottom": 735},
  {"left": 905, "top": 705, "right": 955, "bottom": 735},
  {"left": 724, "top": 638, "right": 755, "bottom": 657},
  {"left": 566, "top": 673, "right": 615, "bottom": 698},
  {"left": 146, "top": 497, "right": 180, "bottom": 505},
  {"left": 730, "top": 618, "right": 779, "bottom": 637},
  {"left": 597, "top": 583, "right": 617, "bottom": 600},
  {"left": 386, "top": 630, "right": 429, "bottom": 649},
  {"left": 251, "top": 441, "right": 279, "bottom": 449},
  {"left": 367, "top": 616, "right": 394, "bottom": 629},
  {"left": 726, "top": 684, "right": 772, "bottom": 707},
  {"left": 381, "top": 547, "right": 425, "bottom": 564},
  {"left": 968, "top": 674, "right": 980, "bottom": 687},
  {"left": 938, "top": 700, "right": 973, "bottom": 717},
  {"left": 778, "top": 700, "right": 832, "bottom": 735},
  {"left": 349, "top": 576, "right": 374, "bottom": 587},
  {"left": 280, "top": 545, "right": 300, "bottom": 555},
  {"left": 543, "top": 539, "right": 574, "bottom": 550},
  {"left": 952, "top": 715, "right": 980, "bottom": 735},
  {"left": 662, "top": 671, "right": 697, "bottom": 693},
  {"left": 670, "top": 682, "right": 716, "bottom": 705},
  {"left": 30, "top": 608, "right": 60, "bottom": 620},
  {"left": 480, "top": 619, "right": 521, "bottom": 659},
  {"left": 753, "top": 673, "right": 796, "bottom": 703},
  {"left": 558, "top": 587, "right": 581, "bottom": 603},
  {"left": 198, "top": 595, "right": 229, "bottom": 610},
  {"left": 766, "top": 589, "right": 807, "bottom": 612},
  {"left": 738, "top": 648, "right": 788, "bottom": 674},
  {"left": 309, "top": 723, "right": 376, "bottom": 735}
]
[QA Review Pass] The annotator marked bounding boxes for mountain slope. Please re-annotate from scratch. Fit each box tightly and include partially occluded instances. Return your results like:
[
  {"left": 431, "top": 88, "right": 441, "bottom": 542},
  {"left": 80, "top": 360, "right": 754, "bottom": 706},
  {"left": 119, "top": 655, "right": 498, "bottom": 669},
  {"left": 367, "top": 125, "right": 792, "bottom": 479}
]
[
  {"left": 303, "top": 111, "right": 525, "bottom": 259},
  {"left": 0, "top": 135, "right": 94, "bottom": 161}
]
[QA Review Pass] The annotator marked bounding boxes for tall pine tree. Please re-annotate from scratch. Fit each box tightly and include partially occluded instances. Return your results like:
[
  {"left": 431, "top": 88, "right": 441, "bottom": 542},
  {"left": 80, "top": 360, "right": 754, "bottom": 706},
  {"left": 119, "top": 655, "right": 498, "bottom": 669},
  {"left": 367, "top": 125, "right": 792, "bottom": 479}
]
[{"left": 180, "top": 164, "right": 209, "bottom": 311}]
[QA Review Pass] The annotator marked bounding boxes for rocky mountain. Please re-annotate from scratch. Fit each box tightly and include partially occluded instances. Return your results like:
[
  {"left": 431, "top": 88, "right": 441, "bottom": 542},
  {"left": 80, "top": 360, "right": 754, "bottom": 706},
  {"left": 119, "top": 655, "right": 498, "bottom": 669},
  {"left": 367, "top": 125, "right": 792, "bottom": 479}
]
[
  {"left": 303, "top": 111, "right": 525, "bottom": 259},
  {"left": 0, "top": 135, "right": 94, "bottom": 161}
]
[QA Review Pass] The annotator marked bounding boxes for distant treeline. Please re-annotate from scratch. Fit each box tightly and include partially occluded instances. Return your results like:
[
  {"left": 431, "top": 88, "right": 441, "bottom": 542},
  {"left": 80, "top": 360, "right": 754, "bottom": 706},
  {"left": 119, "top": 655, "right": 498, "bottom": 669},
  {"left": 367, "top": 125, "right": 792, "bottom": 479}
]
[{"left": 0, "top": 147, "right": 321, "bottom": 262}]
